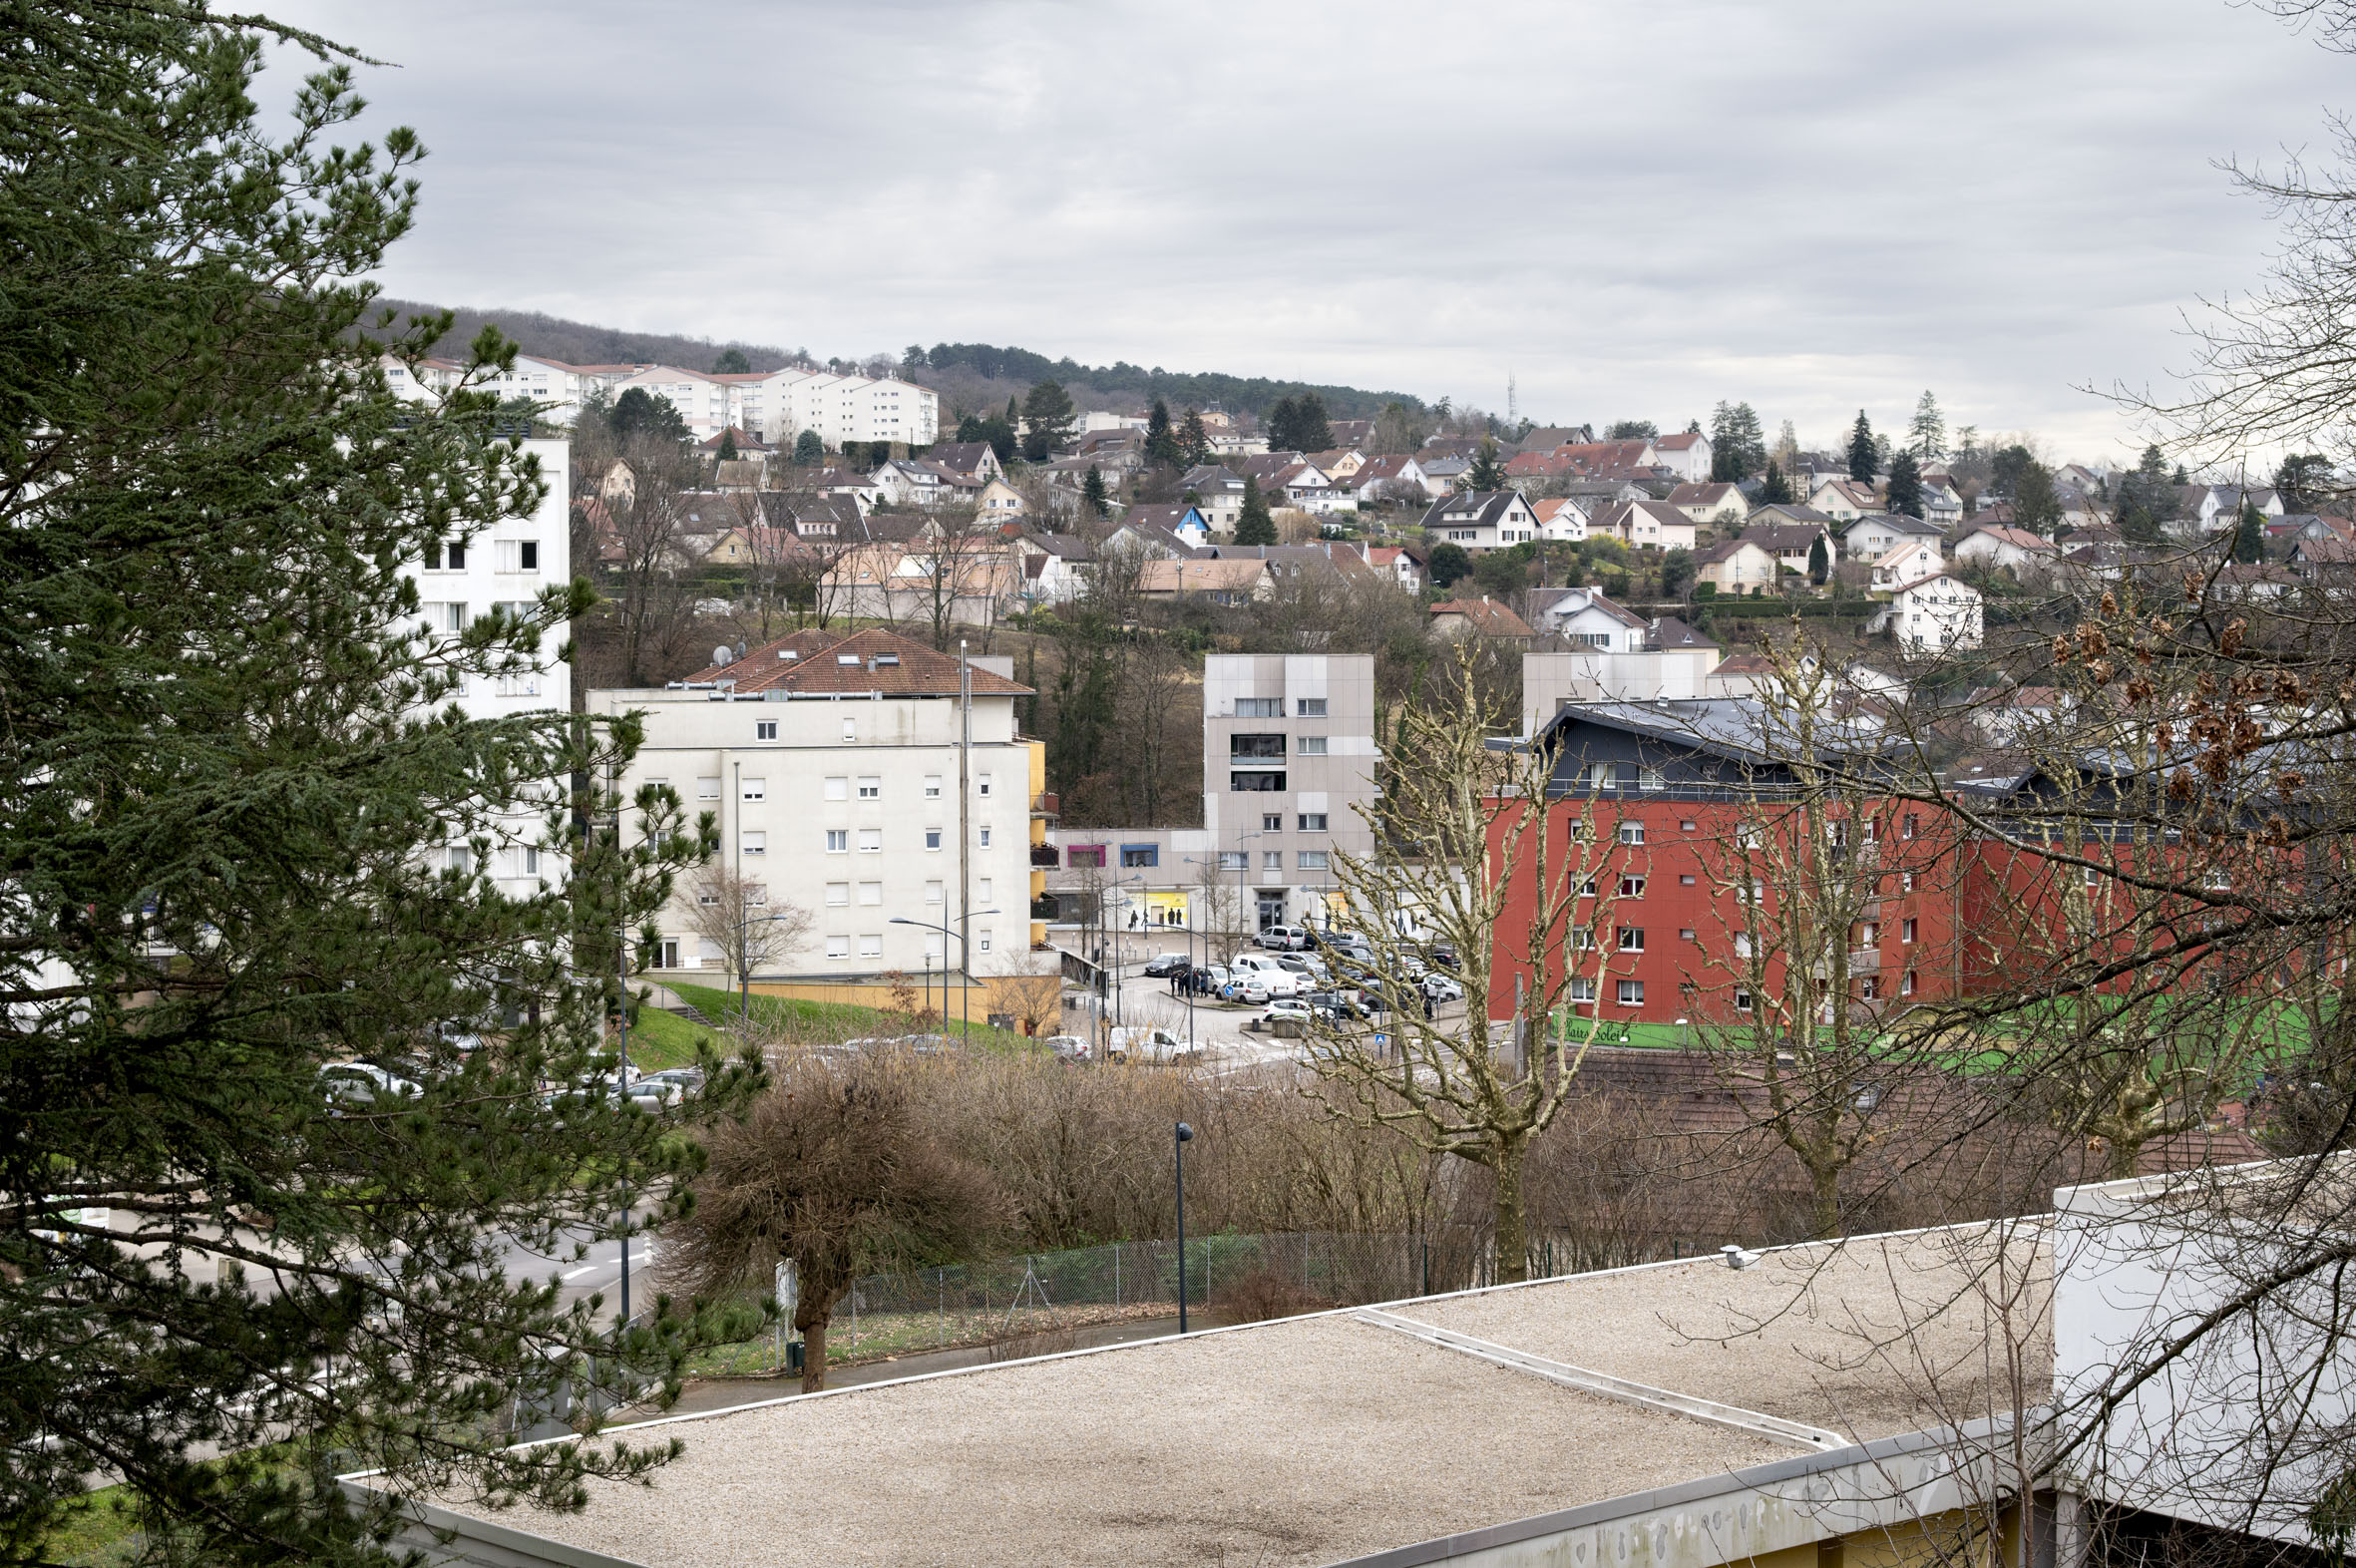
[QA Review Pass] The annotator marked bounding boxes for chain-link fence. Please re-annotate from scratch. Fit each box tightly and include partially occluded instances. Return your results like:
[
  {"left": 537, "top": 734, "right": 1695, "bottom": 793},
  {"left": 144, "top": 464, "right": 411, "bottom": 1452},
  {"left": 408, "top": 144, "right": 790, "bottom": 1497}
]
[{"left": 689, "top": 1229, "right": 1503, "bottom": 1376}]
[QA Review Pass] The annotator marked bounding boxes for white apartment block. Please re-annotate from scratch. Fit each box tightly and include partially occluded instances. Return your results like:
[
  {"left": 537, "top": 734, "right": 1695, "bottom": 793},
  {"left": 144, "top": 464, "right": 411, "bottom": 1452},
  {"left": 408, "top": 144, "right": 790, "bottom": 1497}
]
[
  {"left": 587, "top": 629, "right": 1036, "bottom": 984},
  {"left": 398, "top": 436, "right": 575, "bottom": 899},
  {"left": 607, "top": 365, "right": 940, "bottom": 450},
  {"left": 1202, "top": 654, "right": 1378, "bottom": 932},
  {"left": 384, "top": 354, "right": 638, "bottom": 427}
]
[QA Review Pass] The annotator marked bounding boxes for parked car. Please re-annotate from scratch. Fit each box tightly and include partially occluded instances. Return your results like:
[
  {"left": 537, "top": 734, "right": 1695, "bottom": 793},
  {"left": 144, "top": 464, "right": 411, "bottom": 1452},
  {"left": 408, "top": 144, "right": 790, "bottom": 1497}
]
[
  {"left": 319, "top": 1061, "right": 419, "bottom": 1112},
  {"left": 1255, "top": 925, "right": 1311, "bottom": 951},
  {"left": 1224, "top": 970, "right": 1299, "bottom": 1002},
  {"left": 639, "top": 1066, "right": 705, "bottom": 1098},
  {"left": 1141, "top": 953, "right": 1191, "bottom": 979},
  {"left": 1108, "top": 1025, "right": 1193, "bottom": 1063},
  {"left": 1420, "top": 974, "right": 1465, "bottom": 1003},
  {"left": 1259, "top": 998, "right": 1315, "bottom": 1036},
  {"left": 1274, "top": 953, "right": 1328, "bottom": 981},
  {"left": 1305, "top": 988, "right": 1366, "bottom": 1019},
  {"left": 1042, "top": 1033, "right": 1091, "bottom": 1061},
  {"left": 1424, "top": 942, "right": 1460, "bottom": 972},
  {"left": 1187, "top": 965, "right": 1230, "bottom": 996},
  {"left": 1314, "top": 929, "right": 1373, "bottom": 959}
]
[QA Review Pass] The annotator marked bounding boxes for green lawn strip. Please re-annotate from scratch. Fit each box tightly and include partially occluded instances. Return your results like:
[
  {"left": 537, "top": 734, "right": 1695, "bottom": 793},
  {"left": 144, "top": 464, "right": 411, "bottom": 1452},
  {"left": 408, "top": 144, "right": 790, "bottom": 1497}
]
[
  {"left": 663, "top": 980, "right": 1041, "bottom": 1055},
  {"left": 681, "top": 1300, "right": 1177, "bottom": 1377},
  {"left": 35, "top": 1483, "right": 141, "bottom": 1567},
  {"left": 622, "top": 1002, "right": 716, "bottom": 1070}
]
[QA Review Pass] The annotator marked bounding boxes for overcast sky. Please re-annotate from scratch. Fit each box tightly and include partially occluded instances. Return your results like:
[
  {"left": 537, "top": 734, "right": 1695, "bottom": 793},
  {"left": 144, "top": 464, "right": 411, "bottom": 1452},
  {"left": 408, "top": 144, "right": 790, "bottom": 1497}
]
[{"left": 267, "top": 0, "right": 2351, "bottom": 462}]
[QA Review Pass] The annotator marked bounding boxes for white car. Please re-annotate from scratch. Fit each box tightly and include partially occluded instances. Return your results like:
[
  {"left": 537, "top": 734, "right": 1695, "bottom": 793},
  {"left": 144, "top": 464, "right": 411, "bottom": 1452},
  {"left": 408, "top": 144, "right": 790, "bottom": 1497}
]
[
  {"left": 1420, "top": 974, "right": 1465, "bottom": 1004},
  {"left": 1255, "top": 925, "right": 1311, "bottom": 952},
  {"left": 1259, "top": 998, "right": 1316, "bottom": 1035},
  {"left": 319, "top": 1061, "right": 420, "bottom": 1112}
]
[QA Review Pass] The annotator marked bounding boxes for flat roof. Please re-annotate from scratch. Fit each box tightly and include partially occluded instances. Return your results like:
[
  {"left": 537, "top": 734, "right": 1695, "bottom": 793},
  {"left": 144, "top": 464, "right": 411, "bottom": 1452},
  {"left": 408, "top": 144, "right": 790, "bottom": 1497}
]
[{"left": 396, "top": 1226, "right": 2047, "bottom": 1568}]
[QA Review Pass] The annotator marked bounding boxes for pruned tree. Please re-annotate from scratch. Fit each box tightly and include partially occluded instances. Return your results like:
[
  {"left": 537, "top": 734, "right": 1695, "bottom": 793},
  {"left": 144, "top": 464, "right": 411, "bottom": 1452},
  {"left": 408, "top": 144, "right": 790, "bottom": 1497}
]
[
  {"left": 660, "top": 1056, "right": 1003, "bottom": 1390},
  {"left": 680, "top": 868, "right": 811, "bottom": 1001},
  {"left": 1303, "top": 644, "right": 1629, "bottom": 1283}
]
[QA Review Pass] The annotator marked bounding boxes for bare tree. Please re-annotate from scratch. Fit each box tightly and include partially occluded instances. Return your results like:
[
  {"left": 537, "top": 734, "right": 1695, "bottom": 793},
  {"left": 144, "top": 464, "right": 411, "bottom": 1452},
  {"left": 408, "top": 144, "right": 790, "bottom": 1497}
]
[
  {"left": 994, "top": 966, "right": 1064, "bottom": 1039},
  {"left": 678, "top": 868, "right": 811, "bottom": 1003},
  {"left": 598, "top": 432, "right": 710, "bottom": 684},
  {"left": 660, "top": 1055, "right": 1002, "bottom": 1390},
  {"left": 1303, "top": 643, "right": 1631, "bottom": 1283}
]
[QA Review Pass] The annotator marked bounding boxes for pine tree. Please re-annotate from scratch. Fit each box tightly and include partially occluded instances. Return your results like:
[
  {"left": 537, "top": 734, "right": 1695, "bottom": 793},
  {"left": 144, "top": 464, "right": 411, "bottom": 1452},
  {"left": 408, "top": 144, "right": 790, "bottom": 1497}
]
[
  {"left": 2234, "top": 500, "right": 2268, "bottom": 563},
  {"left": 1709, "top": 401, "right": 1767, "bottom": 482},
  {"left": 1807, "top": 533, "right": 1829, "bottom": 586},
  {"left": 1847, "top": 411, "right": 1877, "bottom": 483},
  {"left": 1144, "top": 399, "right": 1182, "bottom": 468},
  {"left": 2014, "top": 462, "right": 2063, "bottom": 536},
  {"left": 1294, "top": 392, "right": 1334, "bottom": 453},
  {"left": 0, "top": 13, "right": 741, "bottom": 1557},
  {"left": 1178, "top": 408, "right": 1211, "bottom": 469},
  {"left": 1020, "top": 380, "right": 1075, "bottom": 461},
  {"left": 1907, "top": 390, "right": 1946, "bottom": 460},
  {"left": 1886, "top": 451, "right": 1924, "bottom": 518},
  {"left": 1081, "top": 465, "right": 1111, "bottom": 518},
  {"left": 717, "top": 428, "right": 738, "bottom": 463},
  {"left": 1467, "top": 438, "right": 1507, "bottom": 492},
  {"left": 794, "top": 429, "right": 825, "bottom": 466},
  {"left": 1760, "top": 460, "right": 1795, "bottom": 504},
  {"left": 712, "top": 346, "right": 752, "bottom": 373},
  {"left": 1267, "top": 395, "right": 1300, "bottom": 452},
  {"left": 1235, "top": 476, "right": 1278, "bottom": 545}
]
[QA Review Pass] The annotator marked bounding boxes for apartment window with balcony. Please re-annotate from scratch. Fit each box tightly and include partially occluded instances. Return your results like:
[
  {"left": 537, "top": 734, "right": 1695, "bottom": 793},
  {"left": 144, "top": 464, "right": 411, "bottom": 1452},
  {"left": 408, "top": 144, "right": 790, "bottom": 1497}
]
[
  {"left": 1231, "top": 734, "right": 1286, "bottom": 759},
  {"left": 755, "top": 719, "right": 777, "bottom": 741},
  {"left": 826, "top": 830, "right": 848, "bottom": 853},
  {"left": 1298, "top": 736, "right": 1328, "bottom": 755},
  {"left": 1232, "top": 772, "right": 1286, "bottom": 792},
  {"left": 1298, "top": 813, "right": 1327, "bottom": 831},
  {"left": 1638, "top": 767, "right": 1664, "bottom": 791},
  {"left": 1617, "top": 980, "right": 1645, "bottom": 1007},
  {"left": 1236, "top": 697, "right": 1282, "bottom": 717}
]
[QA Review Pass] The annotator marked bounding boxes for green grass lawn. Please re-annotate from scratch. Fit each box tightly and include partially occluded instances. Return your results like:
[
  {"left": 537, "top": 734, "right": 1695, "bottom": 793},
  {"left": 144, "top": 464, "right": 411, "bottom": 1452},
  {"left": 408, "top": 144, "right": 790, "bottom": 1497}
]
[
  {"left": 662, "top": 980, "right": 1042, "bottom": 1055},
  {"left": 34, "top": 1485, "right": 141, "bottom": 1567},
  {"left": 623, "top": 1001, "right": 718, "bottom": 1070}
]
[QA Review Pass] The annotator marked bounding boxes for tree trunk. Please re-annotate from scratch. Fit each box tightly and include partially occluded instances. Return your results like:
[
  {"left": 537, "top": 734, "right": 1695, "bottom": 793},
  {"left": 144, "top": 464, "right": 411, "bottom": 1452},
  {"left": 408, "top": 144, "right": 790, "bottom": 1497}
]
[
  {"left": 1493, "top": 1142, "right": 1531, "bottom": 1284},
  {"left": 798, "top": 1307, "right": 830, "bottom": 1392},
  {"left": 1807, "top": 1159, "right": 1841, "bottom": 1241}
]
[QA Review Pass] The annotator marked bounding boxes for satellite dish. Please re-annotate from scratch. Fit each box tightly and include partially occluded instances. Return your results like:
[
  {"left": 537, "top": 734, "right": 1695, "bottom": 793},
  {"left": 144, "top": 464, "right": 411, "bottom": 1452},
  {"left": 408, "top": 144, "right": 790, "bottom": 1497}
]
[{"left": 713, "top": 643, "right": 735, "bottom": 668}]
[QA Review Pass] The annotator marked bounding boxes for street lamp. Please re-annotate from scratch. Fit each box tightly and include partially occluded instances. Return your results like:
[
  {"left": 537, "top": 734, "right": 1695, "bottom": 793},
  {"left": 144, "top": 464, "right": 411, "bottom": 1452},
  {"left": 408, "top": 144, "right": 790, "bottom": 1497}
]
[
  {"left": 733, "top": 911, "right": 803, "bottom": 1028},
  {"left": 1174, "top": 1121, "right": 1195, "bottom": 1334},
  {"left": 889, "top": 910, "right": 998, "bottom": 1045}
]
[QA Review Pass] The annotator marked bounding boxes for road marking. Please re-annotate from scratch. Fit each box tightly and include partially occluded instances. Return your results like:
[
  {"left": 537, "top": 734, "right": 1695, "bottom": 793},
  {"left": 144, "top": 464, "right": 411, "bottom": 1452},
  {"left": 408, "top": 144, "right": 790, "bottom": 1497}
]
[{"left": 562, "top": 1263, "right": 601, "bottom": 1281}]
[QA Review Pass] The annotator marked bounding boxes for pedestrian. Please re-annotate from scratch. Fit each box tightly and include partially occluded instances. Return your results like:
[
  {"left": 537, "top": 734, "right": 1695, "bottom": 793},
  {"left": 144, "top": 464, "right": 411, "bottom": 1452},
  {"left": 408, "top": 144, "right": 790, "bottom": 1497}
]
[{"left": 1423, "top": 991, "right": 1435, "bottom": 1021}]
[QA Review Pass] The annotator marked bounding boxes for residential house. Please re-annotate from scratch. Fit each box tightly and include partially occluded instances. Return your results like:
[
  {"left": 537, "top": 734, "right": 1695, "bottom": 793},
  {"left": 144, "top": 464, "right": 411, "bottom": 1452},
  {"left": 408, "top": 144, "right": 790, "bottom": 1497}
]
[
  {"left": 1012, "top": 534, "right": 1094, "bottom": 605},
  {"left": 1919, "top": 476, "right": 1966, "bottom": 532},
  {"left": 1340, "top": 453, "right": 1434, "bottom": 506},
  {"left": 1666, "top": 482, "right": 1746, "bottom": 527},
  {"left": 869, "top": 457, "right": 984, "bottom": 511},
  {"left": 699, "top": 427, "right": 774, "bottom": 465},
  {"left": 1326, "top": 418, "right": 1374, "bottom": 450},
  {"left": 1180, "top": 465, "right": 1249, "bottom": 532},
  {"left": 1873, "top": 572, "right": 1984, "bottom": 653},
  {"left": 2177, "top": 484, "right": 2284, "bottom": 536},
  {"left": 1524, "top": 587, "right": 1649, "bottom": 648},
  {"left": 1531, "top": 496, "right": 1590, "bottom": 543},
  {"left": 711, "top": 459, "right": 766, "bottom": 494},
  {"left": 1428, "top": 596, "right": 1534, "bottom": 643},
  {"left": 1650, "top": 430, "right": 1711, "bottom": 484},
  {"left": 1502, "top": 449, "right": 1575, "bottom": 493},
  {"left": 823, "top": 536, "right": 1019, "bottom": 627},
  {"left": 2054, "top": 485, "right": 2106, "bottom": 535},
  {"left": 586, "top": 628, "right": 1039, "bottom": 991},
  {"left": 1806, "top": 477, "right": 1880, "bottom": 522},
  {"left": 1868, "top": 539, "right": 1944, "bottom": 592},
  {"left": 1113, "top": 504, "right": 1210, "bottom": 552},
  {"left": 1838, "top": 511, "right": 1945, "bottom": 561},
  {"left": 1554, "top": 439, "right": 1661, "bottom": 479},
  {"left": 1511, "top": 425, "right": 1593, "bottom": 452},
  {"left": 1692, "top": 538, "right": 1778, "bottom": 596},
  {"left": 1416, "top": 490, "right": 1541, "bottom": 550},
  {"left": 1367, "top": 545, "right": 1423, "bottom": 592},
  {"left": 1952, "top": 523, "right": 2061, "bottom": 577},
  {"left": 1418, "top": 452, "right": 1473, "bottom": 492},
  {"left": 1647, "top": 616, "right": 1718, "bottom": 655},
  {"left": 1307, "top": 448, "right": 1368, "bottom": 479},
  {"left": 926, "top": 442, "right": 1007, "bottom": 485},
  {"left": 2213, "top": 562, "right": 2300, "bottom": 601},
  {"left": 1136, "top": 557, "right": 1271, "bottom": 605},
  {"left": 2292, "top": 535, "right": 2356, "bottom": 579},
  {"left": 1739, "top": 518, "right": 1837, "bottom": 580},
  {"left": 1590, "top": 500, "right": 1697, "bottom": 552}
]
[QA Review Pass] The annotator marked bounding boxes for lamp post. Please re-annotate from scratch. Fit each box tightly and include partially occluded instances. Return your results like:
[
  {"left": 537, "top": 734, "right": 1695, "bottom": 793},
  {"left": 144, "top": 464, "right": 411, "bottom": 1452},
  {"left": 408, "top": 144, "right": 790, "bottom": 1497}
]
[
  {"left": 1174, "top": 1121, "right": 1195, "bottom": 1334},
  {"left": 889, "top": 910, "right": 998, "bottom": 1045},
  {"left": 734, "top": 910, "right": 801, "bottom": 1028},
  {"left": 617, "top": 922, "right": 631, "bottom": 1328}
]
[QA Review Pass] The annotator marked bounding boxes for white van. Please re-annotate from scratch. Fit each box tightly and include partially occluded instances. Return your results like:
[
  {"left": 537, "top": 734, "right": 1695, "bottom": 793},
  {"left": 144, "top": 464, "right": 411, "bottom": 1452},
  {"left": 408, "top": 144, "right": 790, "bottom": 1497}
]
[{"left": 1108, "top": 1026, "right": 1195, "bottom": 1063}]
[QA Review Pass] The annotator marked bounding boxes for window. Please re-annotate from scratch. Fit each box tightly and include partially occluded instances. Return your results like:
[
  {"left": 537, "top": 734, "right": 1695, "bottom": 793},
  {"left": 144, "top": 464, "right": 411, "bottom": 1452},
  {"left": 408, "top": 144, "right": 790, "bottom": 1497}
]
[
  {"left": 979, "top": 878, "right": 991, "bottom": 902},
  {"left": 1858, "top": 921, "right": 1879, "bottom": 947},
  {"left": 755, "top": 719, "right": 778, "bottom": 741},
  {"left": 979, "top": 773, "right": 993, "bottom": 797},
  {"left": 1679, "top": 928, "right": 1697, "bottom": 941},
  {"left": 2083, "top": 865, "right": 2102, "bottom": 887},
  {"left": 1232, "top": 772, "right": 1286, "bottom": 792},
  {"left": 1298, "top": 736, "right": 1328, "bottom": 756},
  {"left": 743, "top": 884, "right": 768, "bottom": 907},
  {"left": 496, "top": 539, "right": 540, "bottom": 573},
  {"left": 1219, "top": 851, "right": 1247, "bottom": 871},
  {"left": 925, "top": 880, "right": 944, "bottom": 904},
  {"left": 1263, "top": 851, "right": 1283, "bottom": 872},
  {"left": 1900, "top": 872, "right": 1916, "bottom": 893},
  {"left": 1680, "top": 874, "right": 1696, "bottom": 886},
  {"left": 1066, "top": 844, "right": 1102, "bottom": 867},
  {"left": 425, "top": 601, "right": 468, "bottom": 632},
  {"left": 446, "top": 844, "right": 472, "bottom": 872},
  {"left": 825, "top": 883, "right": 849, "bottom": 906},
  {"left": 858, "top": 882, "right": 882, "bottom": 906},
  {"left": 496, "top": 671, "right": 539, "bottom": 697},
  {"left": 1638, "top": 767, "right": 1664, "bottom": 792},
  {"left": 1299, "top": 850, "right": 1330, "bottom": 871},
  {"left": 1572, "top": 929, "right": 1597, "bottom": 951},
  {"left": 1569, "top": 978, "right": 1597, "bottom": 1002},
  {"left": 1616, "top": 928, "right": 1644, "bottom": 952},
  {"left": 518, "top": 846, "right": 542, "bottom": 876},
  {"left": 1589, "top": 762, "right": 1616, "bottom": 792},
  {"left": 1902, "top": 919, "right": 1917, "bottom": 944},
  {"left": 1262, "top": 814, "right": 1283, "bottom": 831},
  {"left": 1236, "top": 697, "right": 1282, "bottom": 717},
  {"left": 926, "top": 829, "right": 944, "bottom": 851},
  {"left": 843, "top": 717, "right": 857, "bottom": 742},
  {"left": 741, "top": 831, "right": 766, "bottom": 856},
  {"left": 1122, "top": 845, "right": 1159, "bottom": 868},
  {"left": 858, "top": 829, "right": 882, "bottom": 852},
  {"left": 1735, "top": 987, "right": 1753, "bottom": 1011},
  {"left": 1232, "top": 734, "right": 1287, "bottom": 759},
  {"left": 1860, "top": 976, "right": 1880, "bottom": 1000},
  {"left": 1618, "top": 822, "right": 1645, "bottom": 845},
  {"left": 1680, "top": 820, "right": 1698, "bottom": 832},
  {"left": 826, "top": 830, "right": 848, "bottom": 853},
  {"left": 697, "top": 938, "right": 724, "bottom": 966},
  {"left": 925, "top": 775, "right": 943, "bottom": 798},
  {"left": 859, "top": 935, "right": 883, "bottom": 958},
  {"left": 857, "top": 777, "right": 880, "bottom": 800},
  {"left": 1298, "top": 813, "right": 1328, "bottom": 832},
  {"left": 427, "top": 539, "right": 467, "bottom": 571},
  {"left": 826, "top": 935, "right": 851, "bottom": 960},
  {"left": 978, "top": 930, "right": 993, "bottom": 954},
  {"left": 1297, "top": 697, "right": 1328, "bottom": 716},
  {"left": 742, "top": 777, "right": 765, "bottom": 801},
  {"left": 1620, "top": 876, "right": 1646, "bottom": 898},
  {"left": 1617, "top": 980, "right": 1645, "bottom": 1007},
  {"left": 1901, "top": 971, "right": 1917, "bottom": 996},
  {"left": 979, "top": 827, "right": 992, "bottom": 848},
  {"left": 825, "top": 776, "right": 849, "bottom": 801},
  {"left": 697, "top": 777, "right": 721, "bottom": 800}
]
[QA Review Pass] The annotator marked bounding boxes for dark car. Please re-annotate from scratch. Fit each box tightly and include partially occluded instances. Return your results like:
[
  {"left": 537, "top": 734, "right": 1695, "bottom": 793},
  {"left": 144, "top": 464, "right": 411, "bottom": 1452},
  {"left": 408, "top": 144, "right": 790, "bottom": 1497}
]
[
  {"left": 1141, "top": 953, "right": 1191, "bottom": 979},
  {"left": 1424, "top": 942, "right": 1460, "bottom": 972}
]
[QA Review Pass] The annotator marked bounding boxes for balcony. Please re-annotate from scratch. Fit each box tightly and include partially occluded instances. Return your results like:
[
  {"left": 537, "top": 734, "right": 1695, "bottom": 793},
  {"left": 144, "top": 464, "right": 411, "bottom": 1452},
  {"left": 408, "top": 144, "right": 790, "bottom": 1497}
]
[
  {"left": 1029, "top": 842, "right": 1061, "bottom": 868},
  {"left": 1031, "top": 792, "right": 1059, "bottom": 819}
]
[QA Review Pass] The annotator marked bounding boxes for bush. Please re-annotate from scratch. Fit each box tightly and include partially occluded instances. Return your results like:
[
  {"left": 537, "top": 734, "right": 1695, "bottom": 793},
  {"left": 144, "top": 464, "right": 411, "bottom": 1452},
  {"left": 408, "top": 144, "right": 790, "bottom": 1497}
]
[{"left": 1205, "top": 1267, "right": 1337, "bottom": 1326}]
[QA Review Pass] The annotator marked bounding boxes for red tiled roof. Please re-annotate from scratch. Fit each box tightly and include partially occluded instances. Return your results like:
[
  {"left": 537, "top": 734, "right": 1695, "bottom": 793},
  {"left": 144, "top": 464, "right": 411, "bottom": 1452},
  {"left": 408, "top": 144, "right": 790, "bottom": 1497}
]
[
  {"left": 681, "top": 628, "right": 1030, "bottom": 696},
  {"left": 1428, "top": 597, "right": 1534, "bottom": 637}
]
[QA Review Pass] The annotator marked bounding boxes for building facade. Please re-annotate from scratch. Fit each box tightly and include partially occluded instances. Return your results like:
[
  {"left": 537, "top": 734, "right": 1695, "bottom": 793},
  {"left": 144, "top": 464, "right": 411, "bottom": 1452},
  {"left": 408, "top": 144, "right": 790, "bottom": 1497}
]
[{"left": 1202, "top": 654, "right": 1379, "bottom": 931}]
